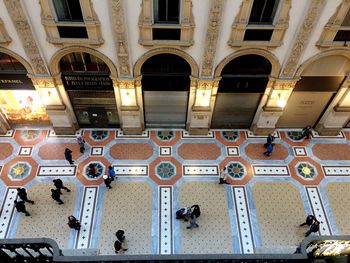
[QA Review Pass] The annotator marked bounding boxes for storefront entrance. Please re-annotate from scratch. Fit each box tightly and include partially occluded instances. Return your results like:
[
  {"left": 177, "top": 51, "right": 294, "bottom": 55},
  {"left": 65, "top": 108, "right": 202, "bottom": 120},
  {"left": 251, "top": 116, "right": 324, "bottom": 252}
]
[
  {"left": 59, "top": 52, "right": 119, "bottom": 128},
  {"left": 212, "top": 55, "right": 271, "bottom": 128},
  {"left": 141, "top": 54, "right": 190, "bottom": 128}
]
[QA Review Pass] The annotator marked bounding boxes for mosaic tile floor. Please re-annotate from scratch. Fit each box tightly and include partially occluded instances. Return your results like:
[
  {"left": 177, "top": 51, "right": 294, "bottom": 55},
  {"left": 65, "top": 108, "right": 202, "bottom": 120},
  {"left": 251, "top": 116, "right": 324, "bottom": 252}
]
[{"left": 0, "top": 128, "right": 350, "bottom": 255}]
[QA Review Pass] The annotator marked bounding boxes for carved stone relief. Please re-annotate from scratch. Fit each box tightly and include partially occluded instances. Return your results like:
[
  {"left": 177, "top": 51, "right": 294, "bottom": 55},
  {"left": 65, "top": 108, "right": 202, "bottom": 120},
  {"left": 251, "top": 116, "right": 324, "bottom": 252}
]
[
  {"left": 0, "top": 18, "right": 11, "bottom": 45},
  {"left": 4, "top": 0, "right": 48, "bottom": 74}
]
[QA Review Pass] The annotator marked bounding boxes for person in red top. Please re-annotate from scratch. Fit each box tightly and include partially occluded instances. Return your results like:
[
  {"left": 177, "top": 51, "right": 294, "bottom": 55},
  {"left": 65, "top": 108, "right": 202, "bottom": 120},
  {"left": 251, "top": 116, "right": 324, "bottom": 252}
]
[{"left": 88, "top": 163, "right": 97, "bottom": 178}]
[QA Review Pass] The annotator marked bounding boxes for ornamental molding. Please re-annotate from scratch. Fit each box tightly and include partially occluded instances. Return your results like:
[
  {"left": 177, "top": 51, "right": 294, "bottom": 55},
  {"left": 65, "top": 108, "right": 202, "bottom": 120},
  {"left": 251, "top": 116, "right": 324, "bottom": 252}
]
[
  {"left": 280, "top": 0, "right": 326, "bottom": 78},
  {"left": 28, "top": 75, "right": 55, "bottom": 88},
  {"left": 109, "top": 0, "right": 131, "bottom": 77},
  {"left": 273, "top": 78, "right": 300, "bottom": 90},
  {"left": 201, "top": 0, "right": 224, "bottom": 77},
  {"left": 0, "top": 18, "right": 12, "bottom": 45},
  {"left": 3, "top": 0, "right": 48, "bottom": 75}
]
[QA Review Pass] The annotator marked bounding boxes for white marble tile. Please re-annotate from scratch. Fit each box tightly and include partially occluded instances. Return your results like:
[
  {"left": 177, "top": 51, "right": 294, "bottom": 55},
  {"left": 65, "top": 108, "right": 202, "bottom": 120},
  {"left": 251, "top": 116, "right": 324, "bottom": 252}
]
[
  {"left": 181, "top": 131, "right": 214, "bottom": 138},
  {"left": 226, "top": 147, "right": 239, "bottom": 156},
  {"left": 323, "top": 166, "right": 350, "bottom": 176},
  {"left": 114, "top": 165, "right": 148, "bottom": 176},
  {"left": 183, "top": 165, "right": 219, "bottom": 176},
  {"left": 233, "top": 187, "right": 254, "bottom": 254},
  {"left": 19, "top": 147, "right": 32, "bottom": 156},
  {"left": 75, "top": 187, "right": 98, "bottom": 249},
  {"left": 91, "top": 147, "right": 103, "bottom": 156},
  {"left": 159, "top": 147, "right": 172, "bottom": 156},
  {"left": 253, "top": 165, "right": 290, "bottom": 176},
  {"left": 38, "top": 166, "right": 76, "bottom": 176},
  {"left": 0, "top": 188, "right": 17, "bottom": 238},
  {"left": 116, "top": 129, "right": 149, "bottom": 138},
  {"left": 293, "top": 147, "right": 307, "bottom": 156},
  {"left": 306, "top": 187, "right": 331, "bottom": 235},
  {"left": 159, "top": 186, "right": 172, "bottom": 254}
]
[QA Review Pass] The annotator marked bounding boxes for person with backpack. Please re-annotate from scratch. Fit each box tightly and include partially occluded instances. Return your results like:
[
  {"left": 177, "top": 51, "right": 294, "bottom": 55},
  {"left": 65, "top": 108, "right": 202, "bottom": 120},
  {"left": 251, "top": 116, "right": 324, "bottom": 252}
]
[
  {"left": 51, "top": 189, "right": 64, "bottom": 205},
  {"left": 67, "top": 215, "right": 81, "bottom": 230},
  {"left": 17, "top": 188, "right": 34, "bottom": 204},
  {"left": 53, "top": 179, "right": 71, "bottom": 194}
]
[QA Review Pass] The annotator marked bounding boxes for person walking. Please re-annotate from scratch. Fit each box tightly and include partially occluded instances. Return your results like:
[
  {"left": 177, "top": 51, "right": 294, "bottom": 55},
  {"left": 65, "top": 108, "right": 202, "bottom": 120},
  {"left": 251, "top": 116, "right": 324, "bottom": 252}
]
[
  {"left": 108, "top": 166, "right": 116, "bottom": 181},
  {"left": 219, "top": 167, "right": 229, "bottom": 184},
  {"left": 301, "top": 125, "right": 312, "bottom": 139},
  {"left": 88, "top": 163, "right": 97, "bottom": 178},
  {"left": 300, "top": 215, "right": 316, "bottom": 227},
  {"left": 264, "top": 133, "right": 275, "bottom": 148},
  {"left": 14, "top": 200, "right": 30, "bottom": 216},
  {"left": 51, "top": 189, "right": 64, "bottom": 205},
  {"left": 114, "top": 229, "right": 128, "bottom": 254},
  {"left": 67, "top": 215, "right": 81, "bottom": 230},
  {"left": 103, "top": 175, "right": 113, "bottom": 189},
  {"left": 17, "top": 188, "right": 34, "bottom": 204},
  {"left": 263, "top": 143, "right": 274, "bottom": 157},
  {"left": 191, "top": 204, "right": 201, "bottom": 218},
  {"left": 64, "top": 148, "right": 74, "bottom": 165},
  {"left": 116, "top": 230, "right": 125, "bottom": 242},
  {"left": 77, "top": 136, "right": 86, "bottom": 153},
  {"left": 53, "top": 178, "right": 71, "bottom": 194},
  {"left": 186, "top": 213, "right": 199, "bottom": 229},
  {"left": 305, "top": 220, "right": 320, "bottom": 237}
]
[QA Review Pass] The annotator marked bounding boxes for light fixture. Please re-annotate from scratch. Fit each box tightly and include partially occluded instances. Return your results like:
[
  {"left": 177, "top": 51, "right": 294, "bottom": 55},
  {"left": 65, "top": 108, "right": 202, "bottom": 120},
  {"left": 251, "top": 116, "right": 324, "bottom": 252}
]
[{"left": 277, "top": 93, "right": 287, "bottom": 108}]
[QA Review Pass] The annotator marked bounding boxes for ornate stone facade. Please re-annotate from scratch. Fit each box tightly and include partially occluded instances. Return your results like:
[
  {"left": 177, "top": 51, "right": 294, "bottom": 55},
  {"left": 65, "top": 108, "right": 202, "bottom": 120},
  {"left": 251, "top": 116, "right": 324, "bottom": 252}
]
[
  {"left": 281, "top": 0, "right": 326, "bottom": 78},
  {"left": 109, "top": 0, "right": 131, "bottom": 77},
  {"left": 3, "top": 0, "right": 48, "bottom": 74},
  {"left": 0, "top": 18, "right": 11, "bottom": 45},
  {"left": 201, "top": 0, "right": 224, "bottom": 77}
]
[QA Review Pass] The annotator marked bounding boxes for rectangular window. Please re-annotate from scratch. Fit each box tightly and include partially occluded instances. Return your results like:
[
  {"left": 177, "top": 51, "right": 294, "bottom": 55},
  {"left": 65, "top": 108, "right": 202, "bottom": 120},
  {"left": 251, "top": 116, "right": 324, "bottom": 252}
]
[
  {"left": 152, "top": 28, "right": 181, "bottom": 40},
  {"left": 53, "top": 0, "right": 84, "bottom": 22},
  {"left": 243, "top": 29, "right": 273, "bottom": 41},
  {"left": 333, "top": 30, "right": 350, "bottom": 42},
  {"left": 154, "top": 0, "right": 180, "bottom": 24},
  {"left": 57, "top": 26, "right": 88, "bottom": 38},
  {"left": 249, "top": 0, "right": 279, "bottom": 25}
]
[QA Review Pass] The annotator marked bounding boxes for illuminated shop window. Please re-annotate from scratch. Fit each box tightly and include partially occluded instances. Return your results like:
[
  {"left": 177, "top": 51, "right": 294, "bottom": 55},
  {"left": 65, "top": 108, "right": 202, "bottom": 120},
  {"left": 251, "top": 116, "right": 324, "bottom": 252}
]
[{"left": 0, "top": 90, "right": 49, "bottom": 122}]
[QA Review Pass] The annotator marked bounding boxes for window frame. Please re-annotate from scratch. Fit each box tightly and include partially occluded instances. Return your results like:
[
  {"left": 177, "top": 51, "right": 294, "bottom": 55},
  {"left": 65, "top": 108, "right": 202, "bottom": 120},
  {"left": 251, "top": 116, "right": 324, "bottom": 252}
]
[{"left": 228, "top": 0, "right": 291, "bottom": 48}]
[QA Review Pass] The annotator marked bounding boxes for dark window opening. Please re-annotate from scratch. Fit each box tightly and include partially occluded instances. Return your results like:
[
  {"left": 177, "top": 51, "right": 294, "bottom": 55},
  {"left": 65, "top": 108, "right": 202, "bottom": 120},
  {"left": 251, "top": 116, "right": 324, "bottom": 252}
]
[
  {"left": 249, "top": 0, "right": 279, "bottom": 24},
  {"left": 59, "top": 52, "right": 110, "bottom": 73},
  {"left": 154, "top": 0, "right": 180, "bottom": 24},
  {"left": 0, "top": 53, "right": 26, "bottom": 73},
  {"left": 222, "top": 55, "right": 272, "bottom": 75},
  {"left": 243, "top": 29, "right": 273, "bottom": 41},
  {"left": 152, "top": 28, "right": 181, "bottom": 40},
  {"left": 333, "top": 30, "right": 350, "bottom": 42},
  {"left": 53, "top": 0, "right": 84, "bottom": 22},
  {"left": 219, "top": 77, "right": 269, "bottom": 93},
  {"left": 57, "top": 26, "right": 88, "bottom": 39}
]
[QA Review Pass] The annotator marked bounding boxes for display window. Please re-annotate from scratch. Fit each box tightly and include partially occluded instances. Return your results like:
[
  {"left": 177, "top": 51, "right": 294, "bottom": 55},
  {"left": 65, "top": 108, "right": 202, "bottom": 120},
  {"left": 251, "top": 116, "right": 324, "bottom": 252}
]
[{"left": 0, "top": 90, "right": 49, "bottom": 123}]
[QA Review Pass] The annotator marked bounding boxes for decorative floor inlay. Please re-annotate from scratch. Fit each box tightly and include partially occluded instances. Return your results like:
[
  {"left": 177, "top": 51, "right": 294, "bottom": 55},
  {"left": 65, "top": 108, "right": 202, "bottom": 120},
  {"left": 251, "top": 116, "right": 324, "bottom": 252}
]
[
  {"left": 293, "top": 147, "right": 307, "bottom": 156},
  {"left": 323, "top": 166, "right": 350, "bottom": 176},
  {"left": 253, "top": 165, "right": 289, "bottom": 176},
  {"left": 8, "top": 162, "right": 32, "bottom": 180},
  {"left": 84, "top": 162, "right": 105, "bottom": 179},
  {"left": 183, "top": 165, "right": 218, "bottom": 176},
  {"left": 114, "top": 165, "right": 148, "bottom": 176},
  {"left": 48, "top": 129, "right": 82, "bottom": 137},
  {"left": 232, "top": 187, "right": 254, "bottom": 254},
  {"left": 159, "top": 147, "right": 172, "bottom": 156},
  {"left": 38, "top": 166, "right": 76, "bottom": 177},
  {"left": 116, "top": 130, "right": 149, "bottom": 138},
  {"left": 18, "top": 147, "right": 32, "bottom": 156},
  {"left": 156, "top": 162, "right": 176, "bottom": 179},
  {"left": 181, "top": 131, "right": 214, "bottom": 138},
  {"left": 226, "top": 147, "right": 239, "bottom": 156},
  {"left": 221, "top": 130, "right": 239, "bottom": 141},
  {"left": 286, "top": 131, "right": 304, "bottom": 141},
  {"left": 305, "top": 187, "right": 331, "bottom": 235},
  {"left": 90, "top": 130, "right": 109, "bottom": 141},
  {"left": 75, "top": 187, "right": 98, "bottom": 249},
  {"left": 227, "top": 162, "right": 246, "bottom": 179},
  {"left": 296, "top": 162, "right": 317, "bottom": 179},
  {"left": 246, "top": 131, "right": 279, "bottom": 138},
  {"left": 159, "top": 186, "right": 172, "bottom": 254},
  {"left": 21, "top": 130, "right": 41, "bottom": 141},
  {"left": 91, "top": 147, "right": 104, "bottom": 156},
  {"left": 0, "top": 188, "right": 17, "bottom": 238},
  {"left": 0, "top": 130, "right": 14, "bottom": 137},
  {"left": 312, "top": 131, "right": 344, "bottom": 138},
  {"left": 157, "top": 131, "right": 175, "bottom": 141}
]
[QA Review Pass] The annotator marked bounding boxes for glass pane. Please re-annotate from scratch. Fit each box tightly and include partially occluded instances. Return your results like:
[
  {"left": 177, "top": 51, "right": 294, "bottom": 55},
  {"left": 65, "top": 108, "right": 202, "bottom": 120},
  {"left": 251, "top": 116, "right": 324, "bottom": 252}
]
[
  {"left": 53, "top": 0, "right": 83, "bottom": 21},
  {"left": 154, "top": 0, "right": 179, "bottom": 23},
  {"left": 0, "top": 53, "right": 26, "bottom": 72},
  {"left": 249, "top": 0, "right": 278, "bottom": 24},
  {"left": 334, "top": 30, "right": 350, "bottom": 42},
  {"left": 168, "top": 0, "right": 179, "bottom": 23}
]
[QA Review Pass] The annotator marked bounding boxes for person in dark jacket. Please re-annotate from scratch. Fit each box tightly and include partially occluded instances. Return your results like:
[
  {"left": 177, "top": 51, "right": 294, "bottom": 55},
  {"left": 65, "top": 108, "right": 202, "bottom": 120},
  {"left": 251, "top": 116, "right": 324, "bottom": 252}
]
[
  {"left": 264, "top": 134, "right": 275, "bottom": 148},
  {"left": 51, "top": 189, "right": 64, "bottom": 205},
  {"left": 67, "top": 215, "right": 81, "bottom": 230},
  {"left": 53, "top": 179, "right": 71, "bottom": 194},
  {"left": 17, "top": 188, "right": 34, "bottom": 204},
  {"left": 14, "top": 200, "right": 30, "bottom": 216},
  {"left": 103, "top": 175, "right": 112, "bottom": 189},
  {"left": 305, "top": 220, "right": 320, "bottom": 237},
  {"left": 64, "top": 148, "right": 74, "bottom": 165},
  {"left": 300, "top": 215, "right": 316, "bottom": 227},
  {"left": 88, "top": 163, "right": 97, "bottom": 178},
  {"left": 116, "top": 230, "right": 125, "bottom": 242},
  {"left": 191, "top": 205, "right": 201, "bottom": 218},
  {"left": 301, "top": 125, "right": 312, "bottom": 139},
  {"left": 263, "top": 143, "right": 274, "bottom": 157}
]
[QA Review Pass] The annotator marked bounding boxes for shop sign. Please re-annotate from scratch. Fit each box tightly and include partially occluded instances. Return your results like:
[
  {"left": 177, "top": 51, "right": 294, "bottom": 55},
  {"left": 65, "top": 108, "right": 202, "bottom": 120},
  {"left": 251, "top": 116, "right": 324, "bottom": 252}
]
[
  {"left": 0, "top": 74, "right": 34, "bottom": 90},
  {"left": 62, "top": 73, "right": 113, "bottom": 90}
]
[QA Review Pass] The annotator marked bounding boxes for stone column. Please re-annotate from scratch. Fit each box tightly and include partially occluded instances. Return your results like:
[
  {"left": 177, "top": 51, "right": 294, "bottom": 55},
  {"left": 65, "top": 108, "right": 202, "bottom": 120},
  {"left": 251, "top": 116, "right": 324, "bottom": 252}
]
[
  {"left": 316, "top": 76, "right": 350, "bottom": 135},
  {"left": 30, "top": 75, "right": 77, "bottom": 135},
  {"left": 252, "top": 78, "right": 298, "bottom": 135},
  {"left": 112, "top": 77, "right": 143, "bottom": 134},
  {"left": 0, "top": 111, "right": 10, "bottom": 134},
  {"left": 187, "top": 77, "right": 220, "bottom": 135}
]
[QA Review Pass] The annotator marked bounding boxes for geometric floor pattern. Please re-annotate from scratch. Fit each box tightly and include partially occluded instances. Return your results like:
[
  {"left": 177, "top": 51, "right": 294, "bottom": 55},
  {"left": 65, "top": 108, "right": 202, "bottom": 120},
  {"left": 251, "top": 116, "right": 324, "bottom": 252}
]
[{"left": 1, "top": 128, "right": 350, "bottom": 255}]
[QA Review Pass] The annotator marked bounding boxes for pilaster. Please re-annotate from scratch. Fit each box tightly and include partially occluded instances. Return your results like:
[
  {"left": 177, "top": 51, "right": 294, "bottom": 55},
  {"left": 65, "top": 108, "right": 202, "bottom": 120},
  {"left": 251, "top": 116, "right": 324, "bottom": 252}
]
[
  {"left": 252, "top": 78, "right": 298, "bottom": 135},
  {"left": 0, "top": 111, "right": 11, "bottom": 134}
]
